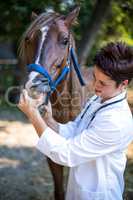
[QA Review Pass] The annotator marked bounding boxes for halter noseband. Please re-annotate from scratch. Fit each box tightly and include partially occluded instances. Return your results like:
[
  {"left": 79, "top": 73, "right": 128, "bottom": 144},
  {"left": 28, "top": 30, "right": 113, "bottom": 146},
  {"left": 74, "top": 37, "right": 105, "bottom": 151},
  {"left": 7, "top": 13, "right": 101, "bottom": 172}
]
[{"left": 27, "top": 47, "right": 85, "bottom": 93}]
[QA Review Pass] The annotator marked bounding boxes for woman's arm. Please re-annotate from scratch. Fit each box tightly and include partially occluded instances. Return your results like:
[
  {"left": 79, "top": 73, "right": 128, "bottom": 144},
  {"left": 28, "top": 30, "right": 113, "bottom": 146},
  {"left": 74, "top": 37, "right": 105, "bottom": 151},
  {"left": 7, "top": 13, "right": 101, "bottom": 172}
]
[
  {"left": 42, "top": 103, "right": 59, "bottom": 133},
  {"left": 18, "top": 89, "right": 81, "bottom": 139},
  {"left": 18, "top": 89, "right": 48, "bottom": 137}
]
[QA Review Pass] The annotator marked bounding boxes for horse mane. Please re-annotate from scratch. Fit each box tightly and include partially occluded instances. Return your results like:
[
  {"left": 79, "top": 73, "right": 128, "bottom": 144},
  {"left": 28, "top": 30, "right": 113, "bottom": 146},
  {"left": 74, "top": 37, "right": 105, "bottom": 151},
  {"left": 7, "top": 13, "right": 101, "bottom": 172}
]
[
  {"left": 18, "top": 12, "right": 61, "bottom": 60},
  {"left": 18, "top": 11, "right": 77, "bottom": 62},
  {"left": 18, "top": 10, "right": 83, "bottom": 121}
]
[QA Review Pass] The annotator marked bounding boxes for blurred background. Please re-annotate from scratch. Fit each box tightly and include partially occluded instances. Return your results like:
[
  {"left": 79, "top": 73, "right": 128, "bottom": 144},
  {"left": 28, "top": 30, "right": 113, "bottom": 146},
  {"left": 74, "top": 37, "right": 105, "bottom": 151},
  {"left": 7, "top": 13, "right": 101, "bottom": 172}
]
[{"left": 0, "top": 0, "right": 133, "bottom": 200}]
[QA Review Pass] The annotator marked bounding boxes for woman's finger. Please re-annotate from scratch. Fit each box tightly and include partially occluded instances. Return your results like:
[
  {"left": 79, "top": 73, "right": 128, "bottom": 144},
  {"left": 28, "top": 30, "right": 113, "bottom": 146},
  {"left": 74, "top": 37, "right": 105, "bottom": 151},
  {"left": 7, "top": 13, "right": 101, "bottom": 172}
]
[
  {"left": 19, "top": 92, "right": 24, "bottom": 105},
  {"left": 43, "top": 105, "right": 48, "bottom": 112},
  {"left": 47, "top": 101, "right": 52, "bottom": 113},
  {"left": 36, "top": 94, "right": 44, "bottom": 105},
  {"left": 22, "top": 89, "right": 28, "bottom": 102},
  {"left": 43, "top": 101, "right": 52, "bottom": 115}
]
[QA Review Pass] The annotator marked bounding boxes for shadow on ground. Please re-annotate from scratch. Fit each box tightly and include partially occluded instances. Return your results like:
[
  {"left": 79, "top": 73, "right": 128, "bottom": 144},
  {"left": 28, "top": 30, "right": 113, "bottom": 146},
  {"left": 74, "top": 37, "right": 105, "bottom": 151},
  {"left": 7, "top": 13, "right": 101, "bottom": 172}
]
[{"left": 0, "top": 145, "right": 54, "bottom": 200}]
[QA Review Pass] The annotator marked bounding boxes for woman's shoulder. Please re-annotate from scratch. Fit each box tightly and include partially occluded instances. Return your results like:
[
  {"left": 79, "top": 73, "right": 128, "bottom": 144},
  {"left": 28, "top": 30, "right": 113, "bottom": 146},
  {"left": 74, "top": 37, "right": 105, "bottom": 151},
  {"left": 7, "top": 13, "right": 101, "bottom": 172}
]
[{"left": 94, "top": 103, "right": 133, "bottom": 131}]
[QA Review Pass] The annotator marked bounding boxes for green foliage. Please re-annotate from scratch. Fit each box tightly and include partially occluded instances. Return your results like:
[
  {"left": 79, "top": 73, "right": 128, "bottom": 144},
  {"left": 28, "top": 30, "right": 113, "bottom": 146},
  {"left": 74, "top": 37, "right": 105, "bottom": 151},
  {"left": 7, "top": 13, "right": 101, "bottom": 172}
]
[
  {"left": 0, "top": 0, "right": 132, "bottom": 45},
  {"left": 0, "top": 0, "right": 133, "bottom": 93},
  {"left": 0, "top": 0, "right": 61, "bottom": 41},
  {"left": 100, "top": 1, "right": 133, "bottom": 45},
  {"left": 86, "top": 0, "right": 133, "bottom": 65},
  {"left": 74, "top": 0, "right": 97, "bottom": 41}
]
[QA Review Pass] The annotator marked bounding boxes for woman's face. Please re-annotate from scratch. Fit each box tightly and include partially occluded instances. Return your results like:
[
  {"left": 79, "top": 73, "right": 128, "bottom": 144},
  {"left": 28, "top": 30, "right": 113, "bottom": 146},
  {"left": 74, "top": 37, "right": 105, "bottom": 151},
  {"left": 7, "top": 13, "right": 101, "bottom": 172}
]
[{"left": 93, "top": 66, "right": 126, "bottom": 102}]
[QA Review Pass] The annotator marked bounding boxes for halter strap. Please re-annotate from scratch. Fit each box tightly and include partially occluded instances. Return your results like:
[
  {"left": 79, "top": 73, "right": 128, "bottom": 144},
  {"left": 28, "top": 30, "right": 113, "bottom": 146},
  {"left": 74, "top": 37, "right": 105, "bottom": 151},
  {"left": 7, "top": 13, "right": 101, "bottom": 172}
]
[
  {"left": 28, "top": 64, "right": 70, "bottom": 92},
  {"left": 27, "top": 47, "right": 85, "bottom": 93},
  {"left": 70, "top": 48, "right": 85, "bottom": 86}
]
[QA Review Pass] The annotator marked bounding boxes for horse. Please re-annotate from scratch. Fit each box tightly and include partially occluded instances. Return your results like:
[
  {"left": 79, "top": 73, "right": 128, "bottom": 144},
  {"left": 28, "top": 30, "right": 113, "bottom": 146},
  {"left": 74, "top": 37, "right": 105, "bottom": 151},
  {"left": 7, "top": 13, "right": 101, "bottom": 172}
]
[{"left": 18, "top": 6, "right": 94, "bottom": 200}]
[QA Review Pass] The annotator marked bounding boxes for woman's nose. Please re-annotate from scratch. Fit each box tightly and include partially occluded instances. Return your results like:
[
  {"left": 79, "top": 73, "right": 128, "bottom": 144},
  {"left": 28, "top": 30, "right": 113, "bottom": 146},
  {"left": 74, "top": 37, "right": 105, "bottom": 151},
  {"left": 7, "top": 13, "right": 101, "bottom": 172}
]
[{"left": 94, "top": 80, "right": 101, "bottom": 89}]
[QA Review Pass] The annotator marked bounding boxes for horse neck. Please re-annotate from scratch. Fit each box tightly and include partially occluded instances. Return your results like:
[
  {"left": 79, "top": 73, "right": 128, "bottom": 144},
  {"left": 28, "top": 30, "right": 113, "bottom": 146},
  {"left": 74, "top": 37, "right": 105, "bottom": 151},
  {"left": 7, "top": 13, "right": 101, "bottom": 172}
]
[
  {"left": 50, "top": 56, "right": 83, "bottom": 123},
  {"left": 67, "top": 62, "right": 83, "bottom": 116}
]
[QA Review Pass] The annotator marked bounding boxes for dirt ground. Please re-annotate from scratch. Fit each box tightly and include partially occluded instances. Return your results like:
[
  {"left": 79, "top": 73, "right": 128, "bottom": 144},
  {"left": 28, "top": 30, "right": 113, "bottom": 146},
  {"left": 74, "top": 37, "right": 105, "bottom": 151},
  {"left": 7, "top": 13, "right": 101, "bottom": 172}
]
[
  {"left": 0, "top": 110, "right": 56, "bottom": 200},
  {"left": 0, "top": 89, "right": 133, "bottom": 200}
]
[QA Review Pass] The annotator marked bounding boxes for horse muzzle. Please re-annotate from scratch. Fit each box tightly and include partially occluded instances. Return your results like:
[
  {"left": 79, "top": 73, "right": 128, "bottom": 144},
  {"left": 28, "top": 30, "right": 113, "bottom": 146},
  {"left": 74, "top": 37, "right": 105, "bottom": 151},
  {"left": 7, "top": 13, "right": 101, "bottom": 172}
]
[
  {"left": 26, "top": 75, "right": 51, "bottom": 98},
  {"left": 6, "top": 74, "right": 51, "bottom": 110}
]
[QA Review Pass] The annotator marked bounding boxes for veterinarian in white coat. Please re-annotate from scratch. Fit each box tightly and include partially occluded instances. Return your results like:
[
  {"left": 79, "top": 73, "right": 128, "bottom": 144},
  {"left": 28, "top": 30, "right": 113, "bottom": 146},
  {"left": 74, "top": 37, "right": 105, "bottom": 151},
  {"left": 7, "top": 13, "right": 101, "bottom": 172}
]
[{"left": 18, "top": 42, "right": 133, "bottom": 200}]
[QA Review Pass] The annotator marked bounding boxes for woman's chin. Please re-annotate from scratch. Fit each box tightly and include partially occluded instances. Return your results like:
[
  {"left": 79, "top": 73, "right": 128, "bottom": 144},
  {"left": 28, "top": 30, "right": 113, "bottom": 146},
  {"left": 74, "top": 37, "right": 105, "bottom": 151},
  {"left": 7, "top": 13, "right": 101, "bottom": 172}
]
[{"left": 95, "top": 90, "right": 102, "bottom": 96}]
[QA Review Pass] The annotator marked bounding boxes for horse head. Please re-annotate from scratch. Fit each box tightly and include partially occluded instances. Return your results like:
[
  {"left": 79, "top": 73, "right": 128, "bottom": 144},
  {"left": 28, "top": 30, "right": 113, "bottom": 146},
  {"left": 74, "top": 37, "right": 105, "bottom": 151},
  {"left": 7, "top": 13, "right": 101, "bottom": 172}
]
[
  {"left": 18, "top": 6, "right": 85, "bottom": 122},
  {"left": 19, "top": 7, "right": 80, "bottom": 97}
]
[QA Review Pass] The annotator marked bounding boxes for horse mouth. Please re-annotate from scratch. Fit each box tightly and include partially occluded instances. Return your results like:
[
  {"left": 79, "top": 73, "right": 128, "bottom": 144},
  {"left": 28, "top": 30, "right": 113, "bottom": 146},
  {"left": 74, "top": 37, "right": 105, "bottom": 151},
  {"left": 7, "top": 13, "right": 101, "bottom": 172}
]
[{"left": 25, "top": 75, "right": 51, "bottom": 99}]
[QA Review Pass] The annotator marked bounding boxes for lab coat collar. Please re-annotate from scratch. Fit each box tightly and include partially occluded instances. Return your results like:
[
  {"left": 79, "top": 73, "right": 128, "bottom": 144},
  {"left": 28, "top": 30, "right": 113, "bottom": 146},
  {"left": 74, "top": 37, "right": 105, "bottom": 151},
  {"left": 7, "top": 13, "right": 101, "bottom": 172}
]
[{"left": 98, "top": 90, "right": 127, "bottom": 105}]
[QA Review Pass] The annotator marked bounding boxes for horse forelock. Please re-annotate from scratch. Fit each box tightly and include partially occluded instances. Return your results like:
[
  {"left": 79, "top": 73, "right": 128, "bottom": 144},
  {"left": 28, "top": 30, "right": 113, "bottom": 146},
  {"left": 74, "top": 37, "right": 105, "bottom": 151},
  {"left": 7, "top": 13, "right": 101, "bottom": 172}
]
[
  {"left": 18, "top": 12, "right": 61, "bottom": 61},
  {"left": 18, "top": 10, "right": 76, "bottom": 93}
]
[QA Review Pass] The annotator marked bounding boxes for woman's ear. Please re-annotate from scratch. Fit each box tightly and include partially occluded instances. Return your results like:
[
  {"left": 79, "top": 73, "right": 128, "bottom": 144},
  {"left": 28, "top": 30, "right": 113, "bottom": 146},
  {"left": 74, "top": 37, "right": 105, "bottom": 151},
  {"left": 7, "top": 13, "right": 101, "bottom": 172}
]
[
  {"left": 120, "top": 80, "right": 129, "bottom": 90},
  {"left": 123, "top": 80, "right": 128, "bottom": 86},
  {"left": 118, "top": 80, "right": 128, "bottom": 90}
]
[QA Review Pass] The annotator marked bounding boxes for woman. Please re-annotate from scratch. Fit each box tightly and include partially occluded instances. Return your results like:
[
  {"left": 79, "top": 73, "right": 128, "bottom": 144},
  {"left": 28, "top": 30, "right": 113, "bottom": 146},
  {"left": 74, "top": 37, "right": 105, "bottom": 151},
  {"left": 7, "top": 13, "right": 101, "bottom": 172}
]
[{"left": 18, "top": 42, "right": 133, "bottom": 200}]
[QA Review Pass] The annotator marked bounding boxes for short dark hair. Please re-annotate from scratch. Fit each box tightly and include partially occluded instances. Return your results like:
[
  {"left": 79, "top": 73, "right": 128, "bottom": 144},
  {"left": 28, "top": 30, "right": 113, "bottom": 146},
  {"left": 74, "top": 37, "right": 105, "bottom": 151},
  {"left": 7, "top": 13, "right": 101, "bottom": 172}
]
[{"left": 93, "top": 42, "right": 133, "bottom": 85}]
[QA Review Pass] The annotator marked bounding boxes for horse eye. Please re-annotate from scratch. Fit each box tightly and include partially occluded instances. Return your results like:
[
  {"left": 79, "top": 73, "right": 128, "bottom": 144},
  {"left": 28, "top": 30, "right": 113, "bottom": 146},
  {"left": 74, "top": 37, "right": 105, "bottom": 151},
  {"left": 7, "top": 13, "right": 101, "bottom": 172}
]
[
  {"left": 62, "top": 38, "right": 69, "bottom": 46},
  {"left": 25, "top": 37, "right": 30, "bottom": 43}
]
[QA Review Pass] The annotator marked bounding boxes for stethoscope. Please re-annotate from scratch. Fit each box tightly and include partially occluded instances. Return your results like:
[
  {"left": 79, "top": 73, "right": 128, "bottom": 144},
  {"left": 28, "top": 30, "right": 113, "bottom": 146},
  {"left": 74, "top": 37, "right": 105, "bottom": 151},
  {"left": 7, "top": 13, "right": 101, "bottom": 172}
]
[{"left": 80, "top": 94, "right": 127, "bottom": 128}]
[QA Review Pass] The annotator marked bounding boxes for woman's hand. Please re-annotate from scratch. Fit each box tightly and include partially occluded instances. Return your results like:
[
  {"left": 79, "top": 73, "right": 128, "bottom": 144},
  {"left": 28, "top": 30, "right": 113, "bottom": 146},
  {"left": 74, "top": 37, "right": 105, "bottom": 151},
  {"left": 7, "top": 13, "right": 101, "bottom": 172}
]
[
  {"left": 18, "top": 89, "right": 48, "bottom": 136},
  {"left": 43, "top": 101, "right": 59, "bottom": 133},
  {"left": 18, "top": 89, "right": 43, "bottom": 119},
  {"left": 18, "top": 89, "right": 58, "bottom": 135},
  {"left": 43, "top": 101, "right": 53, "bottom": 120}
]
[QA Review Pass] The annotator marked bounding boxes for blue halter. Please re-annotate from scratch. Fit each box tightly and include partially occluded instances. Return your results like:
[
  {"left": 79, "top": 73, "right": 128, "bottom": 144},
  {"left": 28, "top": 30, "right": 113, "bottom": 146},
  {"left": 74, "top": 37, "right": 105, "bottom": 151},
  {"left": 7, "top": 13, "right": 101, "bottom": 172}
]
[{"left": 27, "top": 47, "right": 85, "bottom": 93}]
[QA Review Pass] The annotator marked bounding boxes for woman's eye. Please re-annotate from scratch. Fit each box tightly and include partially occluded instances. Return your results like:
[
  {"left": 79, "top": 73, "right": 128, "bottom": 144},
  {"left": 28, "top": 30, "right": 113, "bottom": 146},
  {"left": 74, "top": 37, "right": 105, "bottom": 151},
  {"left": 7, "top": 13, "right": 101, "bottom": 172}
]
[
  {"left": 100, "top": 81, "right": 106, "bottom": 86},
  {"left": 93, "top": 73, "right": 96, "bottom": 80}
]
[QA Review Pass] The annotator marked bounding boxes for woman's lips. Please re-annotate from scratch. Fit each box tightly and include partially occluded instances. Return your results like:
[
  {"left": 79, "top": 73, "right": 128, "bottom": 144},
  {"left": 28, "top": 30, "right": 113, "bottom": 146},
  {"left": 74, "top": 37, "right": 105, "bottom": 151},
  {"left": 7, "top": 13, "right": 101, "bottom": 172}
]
[{"left": 95, "top": 89, "right": 101, "bottom": 93}]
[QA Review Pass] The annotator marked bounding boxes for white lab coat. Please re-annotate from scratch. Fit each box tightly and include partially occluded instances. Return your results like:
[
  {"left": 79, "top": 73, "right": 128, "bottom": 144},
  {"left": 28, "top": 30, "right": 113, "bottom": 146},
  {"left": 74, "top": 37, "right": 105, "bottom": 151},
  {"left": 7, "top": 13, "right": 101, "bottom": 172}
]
[{"left": 36, "top": 91, "right": 133, "bottom": 200}]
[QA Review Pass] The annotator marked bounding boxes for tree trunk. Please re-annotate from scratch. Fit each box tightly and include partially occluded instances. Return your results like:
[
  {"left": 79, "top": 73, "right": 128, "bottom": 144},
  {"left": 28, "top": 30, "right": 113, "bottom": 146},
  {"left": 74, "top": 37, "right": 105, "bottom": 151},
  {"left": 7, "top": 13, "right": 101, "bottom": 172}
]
[{"left": 78, "top": 0, "right": 112, "bottom": 65}]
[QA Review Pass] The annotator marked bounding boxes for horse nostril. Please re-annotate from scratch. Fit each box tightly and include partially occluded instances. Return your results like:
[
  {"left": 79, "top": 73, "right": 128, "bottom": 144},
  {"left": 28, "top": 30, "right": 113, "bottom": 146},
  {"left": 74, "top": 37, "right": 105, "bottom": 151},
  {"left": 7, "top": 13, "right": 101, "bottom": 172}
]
[
  {"left": 56, "top": 64, "right": 61, "bottom": 68},
  {"left": 32, "top": 75, "right": 49, "bottom": 84}
]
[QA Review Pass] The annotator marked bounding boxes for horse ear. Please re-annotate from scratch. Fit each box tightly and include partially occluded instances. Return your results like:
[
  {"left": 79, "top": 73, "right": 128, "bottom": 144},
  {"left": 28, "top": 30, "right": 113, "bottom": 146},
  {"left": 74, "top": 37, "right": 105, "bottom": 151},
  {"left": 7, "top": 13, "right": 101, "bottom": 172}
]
[
  {"left": 31, "top": 12, "right": 38, "bottom": 21},
  {"left": 65, "top": 6, "right": 80, "bottom": 27}
]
